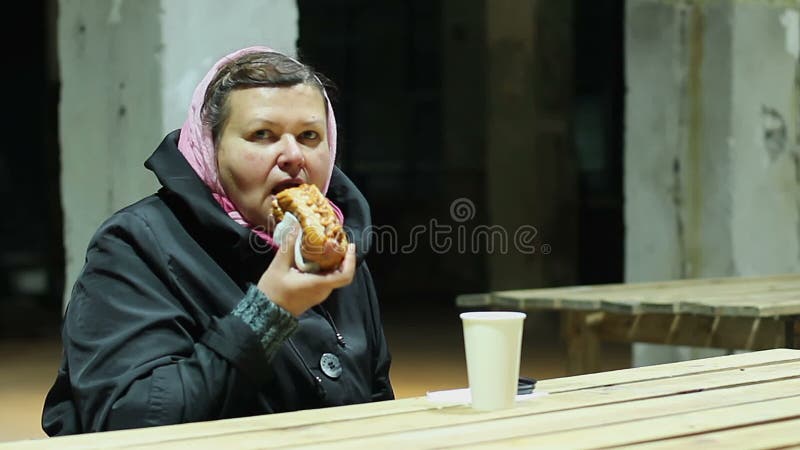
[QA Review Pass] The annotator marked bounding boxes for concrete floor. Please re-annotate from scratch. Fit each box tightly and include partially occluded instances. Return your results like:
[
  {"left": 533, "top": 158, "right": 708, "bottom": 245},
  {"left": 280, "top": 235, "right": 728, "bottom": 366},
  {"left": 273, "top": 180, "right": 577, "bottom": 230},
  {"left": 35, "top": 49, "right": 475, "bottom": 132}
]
[
  {"left": 0, "top": 308, "right": 630, "bottom": 443},
  {"left": 0, "top": 338, "right": 63, "bottom": 442}
]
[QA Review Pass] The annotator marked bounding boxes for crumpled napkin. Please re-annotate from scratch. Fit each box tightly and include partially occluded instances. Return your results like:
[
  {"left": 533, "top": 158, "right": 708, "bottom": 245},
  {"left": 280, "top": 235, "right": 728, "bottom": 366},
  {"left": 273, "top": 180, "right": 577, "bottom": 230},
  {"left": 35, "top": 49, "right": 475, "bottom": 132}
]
[
  {"left": 425, "top": 387, "right": 548, "bottom": 405},
  {"left": 272, "top": 212, "right": 321, "bottom": 273}
]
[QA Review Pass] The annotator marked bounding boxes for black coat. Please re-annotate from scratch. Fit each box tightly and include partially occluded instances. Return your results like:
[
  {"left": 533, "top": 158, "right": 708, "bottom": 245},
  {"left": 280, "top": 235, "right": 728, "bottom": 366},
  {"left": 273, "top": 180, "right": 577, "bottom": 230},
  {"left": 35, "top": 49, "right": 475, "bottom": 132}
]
[{"left": 42, "top": 131, "right": 393, "bottom": 435}]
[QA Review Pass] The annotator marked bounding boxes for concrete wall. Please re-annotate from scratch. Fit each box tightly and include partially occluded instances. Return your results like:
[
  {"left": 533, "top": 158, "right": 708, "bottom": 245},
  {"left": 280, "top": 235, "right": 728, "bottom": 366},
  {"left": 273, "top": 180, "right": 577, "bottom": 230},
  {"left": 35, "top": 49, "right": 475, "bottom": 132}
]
[
  {"left": 730, "top": 3, "right": 800, "bottom": 274},
  {"left": 625, "top": 0, "right": 800, "bottom": 365},
  {"left": 59, "top": 0, "right": 298, "bottom": 308},
  {"left": 159, "top": 0, "right": 297, "bottom": 136}
]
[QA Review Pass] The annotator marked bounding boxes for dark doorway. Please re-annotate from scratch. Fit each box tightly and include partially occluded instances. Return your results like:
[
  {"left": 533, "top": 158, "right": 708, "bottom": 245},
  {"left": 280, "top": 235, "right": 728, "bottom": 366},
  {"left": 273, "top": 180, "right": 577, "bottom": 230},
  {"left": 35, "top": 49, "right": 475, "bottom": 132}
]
[
  {"left": 573, "top": 0, "right": 625, "bottom": 285},
  {"left": 297, "top": 0, "right": 486, "bottom": 321},
  {"left": 297, "top": 0, "right": 624, "bottom": 317},
  {"left": 0, "top": 0, "right": 62, "bottom": 338}
]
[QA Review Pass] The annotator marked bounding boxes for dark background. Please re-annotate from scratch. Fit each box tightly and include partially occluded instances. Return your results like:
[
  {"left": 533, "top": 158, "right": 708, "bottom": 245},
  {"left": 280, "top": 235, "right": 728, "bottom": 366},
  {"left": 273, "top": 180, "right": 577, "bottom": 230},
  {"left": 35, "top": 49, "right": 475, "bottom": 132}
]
[
  {"left": 296, "top": 0, "right": 624, "bottom": 322},
  {"left": 0, "top": 0, "right": 624, "bottom": 337}
]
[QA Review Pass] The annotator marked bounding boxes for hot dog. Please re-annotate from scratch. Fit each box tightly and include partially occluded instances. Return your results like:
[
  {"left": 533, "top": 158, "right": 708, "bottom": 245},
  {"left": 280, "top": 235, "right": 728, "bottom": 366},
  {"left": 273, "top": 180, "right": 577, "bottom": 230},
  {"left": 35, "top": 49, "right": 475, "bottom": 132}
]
[{"left": 271, "top": 184, "right": 348, "bottom": 271}]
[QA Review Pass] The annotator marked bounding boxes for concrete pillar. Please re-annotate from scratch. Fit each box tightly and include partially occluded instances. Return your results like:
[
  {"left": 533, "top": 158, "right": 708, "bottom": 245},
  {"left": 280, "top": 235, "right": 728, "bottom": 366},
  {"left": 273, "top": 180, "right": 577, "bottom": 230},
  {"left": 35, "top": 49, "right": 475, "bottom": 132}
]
[
  {"left": 485, "top": 0, "right": 577, "bottom": 291},
  {"left": 730, "top": 3, "right": 800, "bottom": 272},
  {"left": 59, "top": 0, "right": 298, "bottom": 308},
  {"left": 625, "top": 0, "right": 800, "bottom": 365}
]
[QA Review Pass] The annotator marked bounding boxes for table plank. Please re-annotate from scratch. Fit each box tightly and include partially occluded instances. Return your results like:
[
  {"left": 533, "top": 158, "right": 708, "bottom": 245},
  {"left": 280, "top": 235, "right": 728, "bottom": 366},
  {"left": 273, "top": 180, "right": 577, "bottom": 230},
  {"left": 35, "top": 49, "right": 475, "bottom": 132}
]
[
  {"left": 0, "top": 398, "right": 432, "bottom": 450},
  {"left": 484, "top": 273, "right": 800, "bottom": 303},
  {"left": 458, "top": 273, "right": 800, "bottom": 317},
  {"left": 600, "top": 280, "right": 800, "bottom": 315},
  {"left": 464, "top": 395, "right": 800, "bottom": 449},
  {"left": 575, "top": 280, "right": 800, "bottom": 308},
  {"left": 43, "top": 355, "right": 800, "bottom": 450},
  {"left": 538, "top": 348, "right": 800, "bottom": 393},
  {"left": 454, "top": 293, "right": 492, "bottom": 308},
  {"left": 275, "top": 378, "right": 800, "bottom": 450},
  {"left": 615, "top": 417, "right": 800, "bottom": 449},
  {"left": 678, "top": 290, "right": 800, "bottom": 317},
  {"left": 561, "top": 280, "right": 800, "bottom": 315}
]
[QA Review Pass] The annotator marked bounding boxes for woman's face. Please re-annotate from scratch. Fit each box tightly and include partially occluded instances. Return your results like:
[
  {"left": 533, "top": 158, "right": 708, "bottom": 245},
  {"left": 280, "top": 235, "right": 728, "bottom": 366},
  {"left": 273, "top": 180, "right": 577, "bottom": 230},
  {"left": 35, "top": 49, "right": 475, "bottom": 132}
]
[{"left": 216, "top": 83, "right": 331, "bottom": 230}]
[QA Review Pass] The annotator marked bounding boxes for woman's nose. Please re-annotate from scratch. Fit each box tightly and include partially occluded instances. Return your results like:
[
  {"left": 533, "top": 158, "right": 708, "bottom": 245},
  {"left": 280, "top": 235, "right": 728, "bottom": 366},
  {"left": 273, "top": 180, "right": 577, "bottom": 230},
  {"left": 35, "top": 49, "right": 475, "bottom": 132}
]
[{"left": 276, "top": 135, "right": 304, "bottom": 176}]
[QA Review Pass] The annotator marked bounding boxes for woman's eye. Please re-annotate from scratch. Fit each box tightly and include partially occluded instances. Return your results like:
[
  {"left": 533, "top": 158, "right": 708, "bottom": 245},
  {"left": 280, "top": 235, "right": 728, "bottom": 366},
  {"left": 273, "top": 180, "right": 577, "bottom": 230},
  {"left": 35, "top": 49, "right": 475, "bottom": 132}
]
[
  {"left": 253, "top": 130, "right": 273, "bottom": 140},
  {"left": 300, "top": 131, "right": 319, "bottom": 141}
]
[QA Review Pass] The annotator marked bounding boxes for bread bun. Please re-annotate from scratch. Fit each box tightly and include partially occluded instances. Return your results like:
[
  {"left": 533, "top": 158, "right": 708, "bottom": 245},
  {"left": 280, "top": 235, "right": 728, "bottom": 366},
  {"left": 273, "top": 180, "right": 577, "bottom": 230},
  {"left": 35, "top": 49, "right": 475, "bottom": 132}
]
[{"left": 272, "top": 184, "right": 348, "bottom": 271}]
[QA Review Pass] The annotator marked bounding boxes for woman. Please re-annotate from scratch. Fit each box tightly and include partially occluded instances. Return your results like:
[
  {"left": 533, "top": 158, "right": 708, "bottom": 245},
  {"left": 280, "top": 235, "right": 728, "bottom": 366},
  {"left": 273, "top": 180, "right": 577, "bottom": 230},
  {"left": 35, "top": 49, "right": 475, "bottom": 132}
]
[{"left": 42, "top": 46, "right": 394, "bottom": 435}]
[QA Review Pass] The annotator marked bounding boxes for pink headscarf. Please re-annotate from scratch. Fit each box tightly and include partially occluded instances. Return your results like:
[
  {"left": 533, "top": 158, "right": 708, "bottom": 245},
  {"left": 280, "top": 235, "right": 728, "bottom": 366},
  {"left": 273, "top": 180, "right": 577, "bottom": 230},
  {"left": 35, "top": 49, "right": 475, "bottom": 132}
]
[{"left": 177, "top": 46, "right": 340, "bottom": 248}]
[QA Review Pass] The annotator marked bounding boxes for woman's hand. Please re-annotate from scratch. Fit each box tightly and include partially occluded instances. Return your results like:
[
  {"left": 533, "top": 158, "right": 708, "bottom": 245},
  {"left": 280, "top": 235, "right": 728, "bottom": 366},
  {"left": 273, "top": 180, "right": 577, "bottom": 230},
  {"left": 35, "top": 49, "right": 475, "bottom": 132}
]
[{"left": 257, "top": 225, "right": 356, "bottom": 317}]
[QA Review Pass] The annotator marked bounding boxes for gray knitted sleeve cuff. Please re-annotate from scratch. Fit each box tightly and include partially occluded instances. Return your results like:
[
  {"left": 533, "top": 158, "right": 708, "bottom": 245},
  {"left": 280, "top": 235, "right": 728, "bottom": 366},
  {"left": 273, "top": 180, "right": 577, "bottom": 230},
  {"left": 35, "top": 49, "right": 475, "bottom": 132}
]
[{"left": 232, "top": 284, "right": 298, "bottom": 358}]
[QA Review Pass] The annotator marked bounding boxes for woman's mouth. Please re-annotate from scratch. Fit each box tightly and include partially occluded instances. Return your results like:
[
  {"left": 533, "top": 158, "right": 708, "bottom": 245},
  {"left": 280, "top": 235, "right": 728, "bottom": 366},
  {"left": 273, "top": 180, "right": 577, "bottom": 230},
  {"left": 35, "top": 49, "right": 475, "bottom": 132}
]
[{"left": 271, "top": 178, "right": 304, "bottom": 195}]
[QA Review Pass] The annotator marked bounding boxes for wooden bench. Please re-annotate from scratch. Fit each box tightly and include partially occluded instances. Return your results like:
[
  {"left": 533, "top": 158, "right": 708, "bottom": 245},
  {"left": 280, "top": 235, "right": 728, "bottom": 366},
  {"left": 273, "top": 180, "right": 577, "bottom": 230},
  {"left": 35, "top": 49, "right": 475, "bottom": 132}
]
[{"left": 457, "top": 273, "right": 800, "bottom": 374}]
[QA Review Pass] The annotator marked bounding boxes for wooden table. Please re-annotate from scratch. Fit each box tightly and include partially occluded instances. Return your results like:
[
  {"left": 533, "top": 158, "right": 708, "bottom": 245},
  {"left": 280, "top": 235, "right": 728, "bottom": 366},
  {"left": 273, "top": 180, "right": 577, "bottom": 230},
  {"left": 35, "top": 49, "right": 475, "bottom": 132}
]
[
  {"left": 3, "top": 349, "right": 799, "bottom": 449},
  {"left": 457, "top": 273, "right": 800, "bottom": 374}
]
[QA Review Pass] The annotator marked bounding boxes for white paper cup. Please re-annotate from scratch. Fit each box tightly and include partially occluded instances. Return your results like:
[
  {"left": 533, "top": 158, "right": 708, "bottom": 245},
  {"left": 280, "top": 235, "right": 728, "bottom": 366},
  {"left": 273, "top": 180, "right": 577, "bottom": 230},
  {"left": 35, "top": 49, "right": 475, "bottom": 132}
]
[{"left": 460, "top": 311, "right": 526, "bottom": 411}]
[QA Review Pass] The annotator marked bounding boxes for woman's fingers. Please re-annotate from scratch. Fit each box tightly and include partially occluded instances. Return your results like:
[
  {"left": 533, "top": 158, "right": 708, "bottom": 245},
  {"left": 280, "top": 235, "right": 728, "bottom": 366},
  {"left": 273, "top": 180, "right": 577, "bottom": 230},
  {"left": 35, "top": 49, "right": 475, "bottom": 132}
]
[
  {"left": 291, "top": 243, "right": 356, "bottom": 288},
  {"left": 324, "top": 243, "right": 357, "bottom": 287},
  {"left": 264, "top": 242, "right": 356, "bottom": 316}
]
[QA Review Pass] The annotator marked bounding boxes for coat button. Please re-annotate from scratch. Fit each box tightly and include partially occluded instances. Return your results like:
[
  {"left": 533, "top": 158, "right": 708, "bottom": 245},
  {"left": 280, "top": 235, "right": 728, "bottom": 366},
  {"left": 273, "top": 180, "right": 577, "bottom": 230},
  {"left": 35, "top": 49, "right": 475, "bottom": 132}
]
[{"left": 320, "top": 352, "right": 342, "bottom": 379}]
